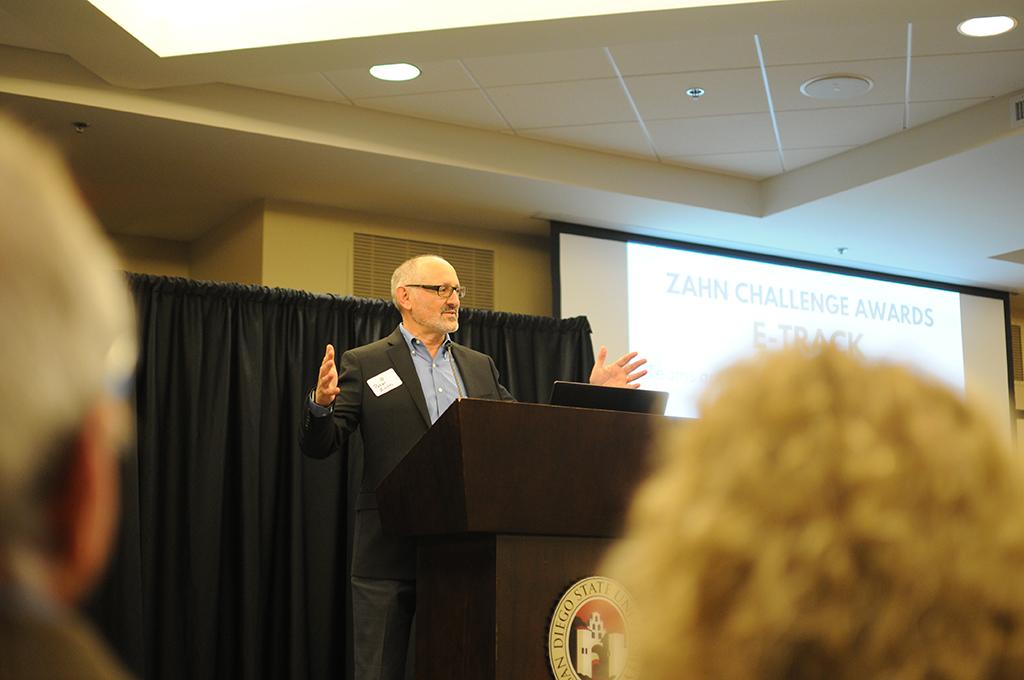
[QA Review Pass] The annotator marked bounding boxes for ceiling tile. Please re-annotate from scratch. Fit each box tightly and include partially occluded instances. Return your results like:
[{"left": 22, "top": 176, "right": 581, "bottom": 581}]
[
  {"left": 353, "top": 90, "right": 509, "bottom": 131},
  {"left": 911, "top": 51, "right": 1024, "bottom": 101},
  {"left": 767, "top": 58, "right": 906, "bottom": 111},
  {"left": 520, "top": 121, "right": 655, "bottom": 159},
  {"left": 775, "top": 104, "right": 902, "bottom": 148},
  {"left": 486, "top": 79, "right": 636, "bottom": 129},
  {"left": 461, "top": 48, "right": 614, "bottom": 87},
  {"left": 323, "top": 59, "right": 476, "bottom": 99},
  {"left": 225, "top": 72, "right": 350, "bottom": 103},
  {"left": 608, "top": 35, "right": 759, "bottom": 75},
  {"left": 646, "top": 112, "right": 776, "bottom": 156},
  {"left": 757, "top": 22, "right": 906, "bottom": 65},
  {"left": 664, "top": 151, "right": 783, "bottom": 179},
  {"left": 783, "top": 146, "right": 856, "bottom": 170},
  {"left": 909, "top": 97, "right": 988, "bottom": 127},
  {"left": 625, "top": 68, "right": 767, "bottom": 120}
]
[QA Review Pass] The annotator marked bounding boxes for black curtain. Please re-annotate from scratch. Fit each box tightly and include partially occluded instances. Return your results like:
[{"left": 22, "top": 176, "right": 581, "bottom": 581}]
[{"left": 85, "top": 274, "right": 595, "bottom": 680}]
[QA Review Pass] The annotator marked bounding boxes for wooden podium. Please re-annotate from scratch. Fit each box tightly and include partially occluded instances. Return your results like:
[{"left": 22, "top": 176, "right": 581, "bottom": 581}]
[{"left": 377, "top": 398, "right": 662, "bottom": 680}]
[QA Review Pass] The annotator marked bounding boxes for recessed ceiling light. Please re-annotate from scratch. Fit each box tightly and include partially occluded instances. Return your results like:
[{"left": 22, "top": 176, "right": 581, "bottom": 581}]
[
  {"left": 369, "top": 63, "right": 421, "bottom": 82},
  {"left": 800, "top": 74, "right": 873, "bottom": 100},
  {"left": 686, "top": 87, "right": 705, "bottom": 99},
  {"left": 957, "top": 16, "right": 1018, "bottom": 37}
]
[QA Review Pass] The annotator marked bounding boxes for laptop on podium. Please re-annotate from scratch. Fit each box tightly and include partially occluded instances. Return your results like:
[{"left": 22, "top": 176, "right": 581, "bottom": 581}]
[{"left": 548, "top": 381, "right": 669, "bottom": 416}]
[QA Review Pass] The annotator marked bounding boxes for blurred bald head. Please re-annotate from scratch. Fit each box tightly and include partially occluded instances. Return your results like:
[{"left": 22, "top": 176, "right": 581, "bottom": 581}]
[{"left": 0, "top": 115, "right": 136, "bottom": 603}]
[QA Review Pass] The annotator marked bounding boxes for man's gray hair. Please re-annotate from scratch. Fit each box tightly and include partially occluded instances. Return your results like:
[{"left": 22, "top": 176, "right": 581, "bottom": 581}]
[
  {"left": 390, "top": 255, "right": 451, "bottom": 307},
  {"left": 0, "top": 115, "right": 136, "bottom": 552}
]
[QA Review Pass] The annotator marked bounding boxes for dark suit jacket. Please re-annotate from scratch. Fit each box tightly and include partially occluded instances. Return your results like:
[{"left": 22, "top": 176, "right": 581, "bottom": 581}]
[{"left": 300, "top": 325, "right": 514, "bottom": 579}]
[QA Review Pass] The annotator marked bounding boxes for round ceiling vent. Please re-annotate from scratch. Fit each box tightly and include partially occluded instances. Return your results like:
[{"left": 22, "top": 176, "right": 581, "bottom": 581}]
[{"left": 800, "top": 74, "right": 874, "bottom": 100}]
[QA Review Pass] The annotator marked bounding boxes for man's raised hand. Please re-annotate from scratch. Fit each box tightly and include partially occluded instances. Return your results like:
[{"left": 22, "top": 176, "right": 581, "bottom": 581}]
[
  {"left": 315, "top": 344, "right": 341, "bottom": 406},
  {"left": 589, "top": 346, "right": 648, "bottom": 389}
]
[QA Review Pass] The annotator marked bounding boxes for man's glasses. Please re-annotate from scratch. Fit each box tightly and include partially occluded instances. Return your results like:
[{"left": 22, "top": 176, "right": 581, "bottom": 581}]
[{"left": 405, "top": 283, "right": 467, "bottom": 300}]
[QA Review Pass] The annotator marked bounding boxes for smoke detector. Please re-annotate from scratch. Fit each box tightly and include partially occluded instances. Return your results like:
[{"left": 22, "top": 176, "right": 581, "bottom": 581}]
[{"left": 800, "top": 74, "right": 873, "bottom": 100}]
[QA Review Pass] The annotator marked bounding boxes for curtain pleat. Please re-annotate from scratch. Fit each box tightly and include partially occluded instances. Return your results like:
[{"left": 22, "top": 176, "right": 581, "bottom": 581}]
[{"left": 83, "top": 274, "right": 595, "bottom": 680}]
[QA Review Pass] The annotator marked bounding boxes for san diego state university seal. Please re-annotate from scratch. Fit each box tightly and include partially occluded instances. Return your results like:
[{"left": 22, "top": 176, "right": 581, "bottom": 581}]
[{"left": 547, "top": 576, "right": 637, "bottom": 680}]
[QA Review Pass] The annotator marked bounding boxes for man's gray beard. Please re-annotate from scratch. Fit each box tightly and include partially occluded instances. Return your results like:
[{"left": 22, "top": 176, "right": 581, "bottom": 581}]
[{"left": 413, "top": 310, "right": 458, "bottom": 334}]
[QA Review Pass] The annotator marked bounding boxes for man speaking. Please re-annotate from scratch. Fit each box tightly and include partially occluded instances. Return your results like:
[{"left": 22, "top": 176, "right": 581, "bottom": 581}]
[{"left": 300, "top": 254, "right": 645, "bottom": 680}]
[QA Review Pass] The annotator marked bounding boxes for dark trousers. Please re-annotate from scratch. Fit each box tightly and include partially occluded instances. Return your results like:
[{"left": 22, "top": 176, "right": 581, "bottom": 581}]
[{"left": 351, "top": 576, "right": 416, "bottom": 680}]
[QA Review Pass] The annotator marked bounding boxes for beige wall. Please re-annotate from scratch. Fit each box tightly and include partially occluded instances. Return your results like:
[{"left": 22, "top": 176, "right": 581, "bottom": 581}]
[
  {"left": 190, "top": 201, "right": 264, "bottom": 285},
  {"left": 111, "top": 233, "right": 190, "bottom": 277},
  {"left": 261, "top": 200, "right": 551, "bottom": 316},
  {"left": 107, "top": 199, "right": 553, "bottom": 316}
]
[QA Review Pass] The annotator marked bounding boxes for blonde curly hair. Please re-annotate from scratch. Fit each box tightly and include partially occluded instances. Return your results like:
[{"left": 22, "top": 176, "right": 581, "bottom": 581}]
[{"left": 604, "top": 347, "right": 1024, "bottom": 680}]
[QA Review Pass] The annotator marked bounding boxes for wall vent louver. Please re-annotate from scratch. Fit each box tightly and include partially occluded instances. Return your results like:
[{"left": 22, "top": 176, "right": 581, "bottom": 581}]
[
  {"left": 353, "top": 233, "right": 495, "bottom": 310},
  {"left": 1013, "top": 324, "right": 1023, "bottom": 382},
  {"left": 1013, "top": 93, "right": 1024, "bottom": 129}
]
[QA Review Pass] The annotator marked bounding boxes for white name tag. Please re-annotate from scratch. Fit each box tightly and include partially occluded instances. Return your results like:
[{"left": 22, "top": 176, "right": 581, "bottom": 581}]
[{"left": 367, "top": 368, "right": 403, "bottom": 397}]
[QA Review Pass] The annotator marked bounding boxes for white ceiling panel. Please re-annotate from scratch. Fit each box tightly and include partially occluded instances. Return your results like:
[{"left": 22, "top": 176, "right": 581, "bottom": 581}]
[
  {"left": 225, "top": 72, "right": 351, "bottom": 104},
  {"left": 520, "top": 121, "right": 655, "bottom": 159},
  {"left": 625, "top": 68, "right": 767, "bottom": 120},
  {"left": 647, "top": 112, "right": 775, "bottom": 156},
  {"left": 323, "top": 59, "right": 477, "bottom": 99},
  {"left": 784, "top": 145, "right": 856, "bottom": 170},
  {"left": 487, "top": 79, "right": 636, "bottom": 129},
  {"left": 665, "top": 150, "right": 783, "bottom": 179},
  {"left": 909, "top": 97, "right": 988, "bottom": 127},
  {"left": 461, "top": 47, "right": 614, "bottom": 87},
  {"left": 353, "top": 90, "right": 509, "bottom": 130},
  {"left": 758, "top": 22, "right": 906, "bottom": 66},
  {"left": 608, "top": 35, "right": 759, "bottom": 75},
  {"left": 911, "top": 50, "right": 1024, "bottom": 101},
  {"left": 768, "top": 58, "right": 907, "bottom": 111},
  {"left": 776, "top": 103, "right": 903, "bottom": 148}
]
